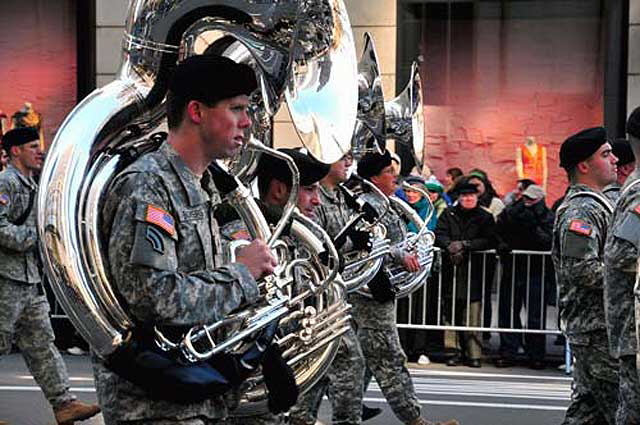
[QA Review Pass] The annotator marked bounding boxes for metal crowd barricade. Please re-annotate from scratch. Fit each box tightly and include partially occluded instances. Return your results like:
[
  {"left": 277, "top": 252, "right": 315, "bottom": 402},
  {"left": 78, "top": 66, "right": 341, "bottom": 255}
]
[{"left": 396, "top": 248, "right": 571, "bottom": 372}]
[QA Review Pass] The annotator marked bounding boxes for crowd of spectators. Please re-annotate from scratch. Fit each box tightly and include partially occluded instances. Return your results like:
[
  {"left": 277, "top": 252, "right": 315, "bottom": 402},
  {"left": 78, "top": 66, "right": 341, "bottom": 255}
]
[{"left": 396, "top": 165, "right": 558, "bottom": 369}]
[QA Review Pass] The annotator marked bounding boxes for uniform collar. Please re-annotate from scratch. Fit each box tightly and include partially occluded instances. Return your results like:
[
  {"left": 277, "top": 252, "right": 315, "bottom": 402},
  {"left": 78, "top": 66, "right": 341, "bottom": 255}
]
[
  {"left": 319, "top": 183, "right": 339, "bottom": 204},
  {"left": 568, "top": 183, "right": 598, "bottom": 194},
  {"left": 159, "top": 142, "right": 206, "bottom": 206},
  {"left": 6, "top": 163, "right": 36, "bottom": 189}
]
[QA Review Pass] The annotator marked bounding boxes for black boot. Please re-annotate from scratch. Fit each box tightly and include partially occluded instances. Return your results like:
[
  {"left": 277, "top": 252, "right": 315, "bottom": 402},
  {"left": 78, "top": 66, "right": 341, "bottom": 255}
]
[{"left": 362, "top": 404, "right": 383, "bottom": 422}]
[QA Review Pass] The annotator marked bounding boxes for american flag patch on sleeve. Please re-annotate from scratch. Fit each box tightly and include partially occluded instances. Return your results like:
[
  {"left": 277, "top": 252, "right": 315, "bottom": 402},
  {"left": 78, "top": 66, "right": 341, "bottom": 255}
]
[
  {"left": 145, "top": 204, "right": 175, "bottom": 236},
  {"left": 568, "top": 219, "right": 592, "bottom": 236}
]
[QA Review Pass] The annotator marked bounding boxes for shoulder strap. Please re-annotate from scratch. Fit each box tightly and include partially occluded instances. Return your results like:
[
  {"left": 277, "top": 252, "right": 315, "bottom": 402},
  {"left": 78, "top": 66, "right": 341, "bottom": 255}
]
[
  {"left": 561, "top": 190, "right": 614, "bottom": 215},
  {"left": 618, "top": 178, "right": 640, "bottom": 201}
]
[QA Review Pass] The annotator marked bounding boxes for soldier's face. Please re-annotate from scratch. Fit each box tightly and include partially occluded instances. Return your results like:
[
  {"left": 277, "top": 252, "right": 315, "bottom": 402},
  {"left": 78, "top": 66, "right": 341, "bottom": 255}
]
[
  {"left": 328, "top": 153, "right": 353, "bottom": 183},
  {"left": 199, "top": 95, "right": 251, "bottom": 159},
  {"left": 297, "top": 183, "right": 321, "bottom": 218},
  {"left": 13, "top": 140, "right": 43, "bottom": 172},
  {"left": 586, "top": 143, "right": 617, "bottom": 187},
  {"left": 371, "top": 165, "right": 398, "bottom": 196}
]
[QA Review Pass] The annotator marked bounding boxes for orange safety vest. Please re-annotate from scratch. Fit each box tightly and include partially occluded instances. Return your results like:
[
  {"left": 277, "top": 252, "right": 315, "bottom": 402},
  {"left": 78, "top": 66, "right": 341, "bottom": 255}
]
[{"left": 521, "top": 144, "right": 545, "bottom": 186}]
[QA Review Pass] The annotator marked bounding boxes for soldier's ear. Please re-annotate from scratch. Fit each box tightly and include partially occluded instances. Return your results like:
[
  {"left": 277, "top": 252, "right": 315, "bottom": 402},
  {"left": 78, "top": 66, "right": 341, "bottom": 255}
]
[
  {"left": 185, "top": 100, "right": 203, "bottom": 125},
  {"left": 270, "top": 180, "right": 289, "bottom": 204},
  {"left": 576, "top": 161, "right": 589, "bottom": 175}
]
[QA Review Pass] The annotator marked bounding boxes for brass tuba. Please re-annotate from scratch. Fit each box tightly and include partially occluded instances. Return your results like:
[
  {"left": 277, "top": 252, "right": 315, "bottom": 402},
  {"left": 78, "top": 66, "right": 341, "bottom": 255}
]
[{"left": 37, "top": 0, "right": 357, "bottom": 409}]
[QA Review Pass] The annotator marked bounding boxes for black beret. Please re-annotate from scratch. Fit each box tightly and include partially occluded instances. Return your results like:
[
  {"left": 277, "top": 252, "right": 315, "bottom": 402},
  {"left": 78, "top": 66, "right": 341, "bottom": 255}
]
[
  {"left": 627, "top": 106, "right": 640, "bottom": 139},
  {"left": 457, "top": 182, "right": 479, "bottom": 194},
  {"left": 169, "top": 55, "right": 257, "bottom": 104},
  {"left": 559, "top": 127, "right": 608, "bottom": 170},
  {"left": 1, "top": 127, "right": 39, "bottom": 150},
  {"left": 258, "top": 148, "right": 330, "bottom": 188},
  {"left": 357, "top": 151, "right": 392, "bottom": 180},
  {"left": 612, "top": 138, "right": 635, "bottom": 166}
]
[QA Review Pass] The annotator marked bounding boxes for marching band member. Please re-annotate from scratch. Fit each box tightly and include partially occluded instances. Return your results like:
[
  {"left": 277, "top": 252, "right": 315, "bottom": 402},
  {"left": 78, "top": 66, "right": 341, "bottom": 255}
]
[{"left": 94, "top": 55, "right": 278, "bottom": 425}]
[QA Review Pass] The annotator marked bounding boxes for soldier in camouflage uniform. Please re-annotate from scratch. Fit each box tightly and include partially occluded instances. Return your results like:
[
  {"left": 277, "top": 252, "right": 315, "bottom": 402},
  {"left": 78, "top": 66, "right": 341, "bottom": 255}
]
[
  {"left": 288, "top": 152, "right": 369, "bottom": 425},
  {"left": 603, "top": 138, "right": 635, "bottom": 203},
  {"left": 219, "top": 148, "right": 329, "bottom": 425},
  {"left": 94, "top": 55, "right": 278, "bottom": 425},
  {"left": 604, "top": 108, "right": 640, "bottom": 425},
  {"left": 348, "top": 152, "right": 458, "bottom": 425},
  {"left": 552, "top": 127, "right": 620, "bottom": 425},
  {"left": 0, "top": 127, "right": 100, "bottom": 424}
]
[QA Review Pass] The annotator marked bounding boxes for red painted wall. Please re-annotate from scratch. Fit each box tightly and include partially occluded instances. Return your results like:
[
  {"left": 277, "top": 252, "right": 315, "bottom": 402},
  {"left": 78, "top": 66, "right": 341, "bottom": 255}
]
[
  {"left": 421, "top": 4, "right": 604, "bottom": 204},
  {"left": 0, "top": 0, "right": 77, "bottom": 148}
]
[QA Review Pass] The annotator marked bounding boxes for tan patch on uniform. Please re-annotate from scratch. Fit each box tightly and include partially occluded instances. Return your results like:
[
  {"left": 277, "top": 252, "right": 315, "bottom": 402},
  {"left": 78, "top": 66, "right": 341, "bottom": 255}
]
[{"left": 230, "top": 229, "right": 251, "bottom": 240}]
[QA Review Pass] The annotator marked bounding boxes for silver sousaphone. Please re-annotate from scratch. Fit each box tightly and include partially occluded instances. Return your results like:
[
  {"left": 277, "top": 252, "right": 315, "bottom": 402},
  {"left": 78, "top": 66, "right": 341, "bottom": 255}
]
[
  {"left": 37, "top": 0, "right": 357, "bottom": 410},
  {"left": 386, "top": 61, "right": 425, "bottom": 170}
]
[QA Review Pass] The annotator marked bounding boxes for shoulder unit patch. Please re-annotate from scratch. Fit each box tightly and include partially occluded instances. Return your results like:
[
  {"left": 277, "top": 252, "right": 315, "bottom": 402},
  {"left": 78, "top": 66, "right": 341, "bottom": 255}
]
[
  {"left": 145, "top": 204, "right": 175, "bottom": 236},
  {"left": 568, "top": 219, "right": 592, "bottom": 236},
  {"left": 0, "top": 194, "right": 9, "bottom": 206}
]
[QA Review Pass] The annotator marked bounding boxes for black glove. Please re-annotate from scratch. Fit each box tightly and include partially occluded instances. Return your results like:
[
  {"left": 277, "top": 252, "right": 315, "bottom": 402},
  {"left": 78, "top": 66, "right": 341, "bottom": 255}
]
[
  {"left": 497, "top": 242, "right": 511, "bottom": 257},
  {"left": 368, "top": 269, "right": 396, "bottom": 303},
  {"left": 348, "top": 229, "right": 372, "bottom": 252},
  {"left": 447, "top": 241, "right": 465, "bottom": 255},
  {"left": 361, "top": 201, "right": 379, "bottom": 223},
  {"left": 262, "top": 343, "right": 299, "bottom": 414}
]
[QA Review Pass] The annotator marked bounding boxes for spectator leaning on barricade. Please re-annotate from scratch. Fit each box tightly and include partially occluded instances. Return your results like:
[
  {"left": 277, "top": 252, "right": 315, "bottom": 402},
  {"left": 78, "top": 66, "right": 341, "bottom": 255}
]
[
  {"left": 603, "top": 138, "right": 635, "bottom": 203},
  {"left": 552, "top": 126, "right": 619, "bottom": 425},
  {"left": 434, "top": 181, "right": 497, "bottom": 368},
  {"left": 603, "top": 107, "right": 640, "bottom": 425},
  {"left": 502, "top": 178, "right": 536, "bottom": 207},
  {"left": 494, "top": 184, "right": 554, "bottom": 369}
]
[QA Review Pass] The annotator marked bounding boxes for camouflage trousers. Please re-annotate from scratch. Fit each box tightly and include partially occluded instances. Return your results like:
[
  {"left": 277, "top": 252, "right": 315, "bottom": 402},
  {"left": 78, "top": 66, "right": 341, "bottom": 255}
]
[
  {"left": 117, "top": 419, "right": 219, "bottom": 425},
  {"left": 218, "top": 412, "right": 283, "bottom": 425},
  {"left": 616, "top": 356, "right": 640, "bottom": 425},
  {"left": 562, "top": 331, "right": 619, "bottom": 425},
  {"left": 357, "top": 327, "right": 421, "bottom": 424},
  {"left": 0, "top": 279, "right": 73, "bottom": 410},
  {"left": 289, "top": 326, "right": 365, "bottom": 425}
]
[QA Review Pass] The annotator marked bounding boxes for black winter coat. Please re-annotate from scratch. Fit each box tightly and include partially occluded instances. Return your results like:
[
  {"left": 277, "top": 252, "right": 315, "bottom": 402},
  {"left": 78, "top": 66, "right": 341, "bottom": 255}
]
[
  {"left": 435, "top": 205, "right": 497, "bottom": 302},
  {"left": 496, "top": 199, "right": 554, "bottom": 252}
]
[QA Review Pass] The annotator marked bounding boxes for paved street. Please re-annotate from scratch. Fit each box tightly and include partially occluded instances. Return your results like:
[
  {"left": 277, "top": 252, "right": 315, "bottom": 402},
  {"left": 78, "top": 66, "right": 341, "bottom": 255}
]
[{"left": 0, "top": 353, "right": 570, "bottom": 425}]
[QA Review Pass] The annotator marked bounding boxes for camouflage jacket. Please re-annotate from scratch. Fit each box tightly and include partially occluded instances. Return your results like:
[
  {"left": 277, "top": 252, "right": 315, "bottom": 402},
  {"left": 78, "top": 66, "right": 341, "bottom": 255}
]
[
  {"left": 95, "top": 141, "right": 259, "bottom": 421},
  {"left": 315, "top": 184, "right": 356, "bottom": 251},
  {"left": 604, "top": 171, "right": 640, "bottom": 358},
  {"left": 552, "top": 184, "right": 613, "bottom": 343},
  {"left": 0, "top": 164, "right": 40, "bottom": 284},
  {"left": 603, "top": 182, "right": 621, "bottom": 204},
  {"left": 349, "top": 191, "right": 407, "bottom": 330}
]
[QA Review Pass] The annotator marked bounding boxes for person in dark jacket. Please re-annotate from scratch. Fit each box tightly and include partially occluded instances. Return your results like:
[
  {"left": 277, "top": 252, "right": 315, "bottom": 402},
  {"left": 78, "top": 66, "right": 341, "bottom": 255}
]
[
  {"left": 435, "top": 182, "right": 496, "bottom": 367},
  {"left": 494, "top": 184, "right": 555, "bottom": 369}
]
